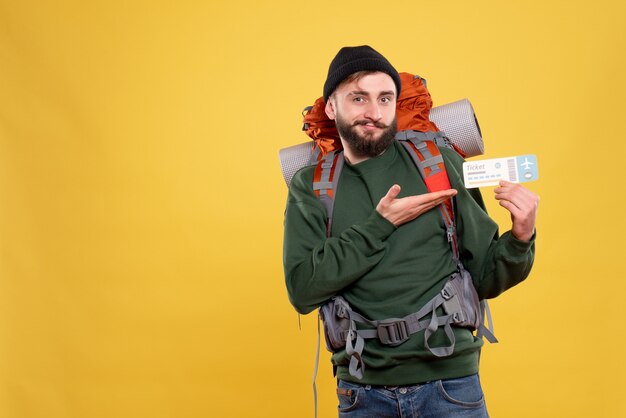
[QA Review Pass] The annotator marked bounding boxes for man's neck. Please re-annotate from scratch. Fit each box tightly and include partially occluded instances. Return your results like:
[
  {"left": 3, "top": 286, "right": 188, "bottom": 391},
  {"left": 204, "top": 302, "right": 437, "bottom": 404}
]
[
  {"left": 342, "top": 149, "right": 369, "bottom": 165},
  {"left": 341, "top": 140, "right": 387, "bottom": 165}
]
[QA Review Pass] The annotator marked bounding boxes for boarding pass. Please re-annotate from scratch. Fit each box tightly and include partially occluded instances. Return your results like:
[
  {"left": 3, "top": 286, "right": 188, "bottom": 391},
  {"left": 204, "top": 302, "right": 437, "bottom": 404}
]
[{"left": 462, "top": 155, "right": 539, "bottom": 188}]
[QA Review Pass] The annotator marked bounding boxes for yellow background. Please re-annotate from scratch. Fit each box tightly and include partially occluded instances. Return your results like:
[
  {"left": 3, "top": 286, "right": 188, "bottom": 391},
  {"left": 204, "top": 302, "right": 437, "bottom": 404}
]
[{"left": 1, "top": 0, "right": 625, "bottom": 417}]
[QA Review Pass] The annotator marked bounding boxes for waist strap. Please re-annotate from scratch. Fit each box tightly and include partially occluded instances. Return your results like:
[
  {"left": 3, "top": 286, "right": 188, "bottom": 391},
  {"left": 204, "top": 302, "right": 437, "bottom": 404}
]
[{"left": 341, "top": 271, "right": 469, "bottom": 379}]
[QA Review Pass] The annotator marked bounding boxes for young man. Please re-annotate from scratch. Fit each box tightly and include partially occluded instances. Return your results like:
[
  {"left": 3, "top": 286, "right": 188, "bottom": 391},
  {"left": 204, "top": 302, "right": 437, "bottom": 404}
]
[{"left": 283, "top": 45, "right": 538, "bottom": 417}]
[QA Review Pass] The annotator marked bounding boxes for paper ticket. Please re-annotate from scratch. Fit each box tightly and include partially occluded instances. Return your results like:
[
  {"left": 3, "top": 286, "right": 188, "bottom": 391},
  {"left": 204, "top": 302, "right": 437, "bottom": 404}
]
[{"left": 462, "top": 155, "right": 539, "bottom": 188}]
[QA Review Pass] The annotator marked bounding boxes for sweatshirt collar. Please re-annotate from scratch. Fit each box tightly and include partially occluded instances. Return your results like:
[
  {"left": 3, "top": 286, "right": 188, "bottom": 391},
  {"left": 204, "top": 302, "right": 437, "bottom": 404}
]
[{"left": 343, "top": 142, "right": 398, "bottom": 175}]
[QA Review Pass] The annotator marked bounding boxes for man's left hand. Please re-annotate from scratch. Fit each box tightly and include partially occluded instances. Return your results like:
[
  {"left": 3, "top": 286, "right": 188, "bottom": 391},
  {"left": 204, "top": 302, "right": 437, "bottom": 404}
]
[{"left": 494, "top": 181, "right": 539, "bottom": 242}]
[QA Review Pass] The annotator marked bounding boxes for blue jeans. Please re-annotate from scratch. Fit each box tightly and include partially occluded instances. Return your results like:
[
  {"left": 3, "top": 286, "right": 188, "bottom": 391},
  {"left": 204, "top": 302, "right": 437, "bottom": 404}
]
[{"left": 337, "top": 374, "right": 489, "bottom": 418}]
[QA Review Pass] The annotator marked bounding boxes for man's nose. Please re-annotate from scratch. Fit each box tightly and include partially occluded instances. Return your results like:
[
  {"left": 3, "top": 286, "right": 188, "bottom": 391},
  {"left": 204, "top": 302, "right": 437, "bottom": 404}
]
[{"left": 363, "top": 102, "right": 383, "bottom": 121}]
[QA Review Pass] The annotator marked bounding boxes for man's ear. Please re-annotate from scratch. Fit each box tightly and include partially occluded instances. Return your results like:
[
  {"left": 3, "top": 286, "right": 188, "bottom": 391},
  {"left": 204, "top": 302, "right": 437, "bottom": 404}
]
[{"left": 325, "top": 98, "right": 336, "bottom": 120}]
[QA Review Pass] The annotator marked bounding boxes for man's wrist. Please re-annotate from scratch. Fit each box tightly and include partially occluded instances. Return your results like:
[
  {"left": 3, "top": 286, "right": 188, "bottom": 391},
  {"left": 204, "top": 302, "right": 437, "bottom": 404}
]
[{"left": 511, "top": 229, "right": 536, "bottom": 244}]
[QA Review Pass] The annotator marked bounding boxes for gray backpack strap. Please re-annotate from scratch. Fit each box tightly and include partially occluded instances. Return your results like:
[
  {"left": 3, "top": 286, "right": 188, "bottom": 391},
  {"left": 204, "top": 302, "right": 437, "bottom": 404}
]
[
  {"left": 477, "top": 300, "right": 498, "bottom": 343},
  {"left": 396, "top": 129, "right": 452, "bottom": 150},
  {"left": 424, "top": 317, "right": 457, "bottom": 357},
  {"left": 345, "top": 322, "right": 365, "bottom": 379},
  {"left": 438, "top": 202, "right": 460, "bottom": 266},
  {"left": 312, "top": 151, "right": 345, "bottom": 237},
  {"left": 396, "top": 134, "right": 448, "bottom": 181},
  {"left": 308, "top": 146, "right": 321, "bottom": 165}
]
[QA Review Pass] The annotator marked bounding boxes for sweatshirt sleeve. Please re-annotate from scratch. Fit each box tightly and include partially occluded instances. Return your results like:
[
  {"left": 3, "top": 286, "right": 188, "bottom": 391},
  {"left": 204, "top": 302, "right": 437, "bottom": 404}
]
[
  {"left": 283, "top": 167, "right": 396, "bottom": 314},
  {"left": 471, "top": 230, "right": 535, "bottom": 299},
  {"left": 441, "top": 148, "right": 536, "bottom": 300}
]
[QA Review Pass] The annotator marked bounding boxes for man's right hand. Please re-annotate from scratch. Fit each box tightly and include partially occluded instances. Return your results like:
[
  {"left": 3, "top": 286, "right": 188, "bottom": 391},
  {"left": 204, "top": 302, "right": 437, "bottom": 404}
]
[{"left": 376, "top": 184, "right": 458, "bottom": 227}]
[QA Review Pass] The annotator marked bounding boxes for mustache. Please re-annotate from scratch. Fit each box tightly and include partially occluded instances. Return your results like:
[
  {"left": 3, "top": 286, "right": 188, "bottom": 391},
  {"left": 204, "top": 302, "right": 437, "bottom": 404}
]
[{"left": 353, "top": 120, "right": 389, "bottom": 129}]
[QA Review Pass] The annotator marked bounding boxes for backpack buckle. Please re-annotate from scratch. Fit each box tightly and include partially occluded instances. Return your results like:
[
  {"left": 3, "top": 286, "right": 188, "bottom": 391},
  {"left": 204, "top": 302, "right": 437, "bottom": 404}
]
[
  {"left": 377, "top": 319, "right": 409, "bottom": 346},
  {"left": 446, "top": 226, "right": 455, "bottom": 243},
  {"left": 441, "top": 284, "right": 455, "bottom": 300},
  {"left": 452, "top": 311, "right": 466, "bottom": 324}
]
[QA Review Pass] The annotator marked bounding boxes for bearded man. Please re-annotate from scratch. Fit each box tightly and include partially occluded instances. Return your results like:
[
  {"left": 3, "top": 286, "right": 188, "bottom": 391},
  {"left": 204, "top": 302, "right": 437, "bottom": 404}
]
[{"left": 283, "top": 45, "right": 538, "bottom": 417}]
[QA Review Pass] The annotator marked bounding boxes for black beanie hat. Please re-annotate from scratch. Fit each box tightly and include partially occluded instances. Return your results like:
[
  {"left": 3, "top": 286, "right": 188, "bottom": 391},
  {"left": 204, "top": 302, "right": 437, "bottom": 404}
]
[{"left": 323, "top": 45, "right": 401, "bottom": 103}]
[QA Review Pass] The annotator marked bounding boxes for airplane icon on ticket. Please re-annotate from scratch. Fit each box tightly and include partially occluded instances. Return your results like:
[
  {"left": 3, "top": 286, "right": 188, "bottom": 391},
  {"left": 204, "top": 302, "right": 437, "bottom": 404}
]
[{"left": 520, "top": 158, "right": 534, "bottom": 170}]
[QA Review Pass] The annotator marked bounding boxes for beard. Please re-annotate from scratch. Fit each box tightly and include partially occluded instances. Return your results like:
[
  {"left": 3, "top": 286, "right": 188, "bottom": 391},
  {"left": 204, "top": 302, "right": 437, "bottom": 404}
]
[{"left": 335, "top": 114, "right": 397, "bottom": 160}]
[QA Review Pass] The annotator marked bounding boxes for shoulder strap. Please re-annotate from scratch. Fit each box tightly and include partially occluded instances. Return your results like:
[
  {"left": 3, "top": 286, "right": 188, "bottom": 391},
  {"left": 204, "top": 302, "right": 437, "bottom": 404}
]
[
  {"left": 312, "top": 151, "right": 344, "bottom": 237},
  {"left": 398, "top": 133, "right": 498, "bottom": 344},
  {"left": 397, "top": 132, "right": 460, "bottom": 265}
]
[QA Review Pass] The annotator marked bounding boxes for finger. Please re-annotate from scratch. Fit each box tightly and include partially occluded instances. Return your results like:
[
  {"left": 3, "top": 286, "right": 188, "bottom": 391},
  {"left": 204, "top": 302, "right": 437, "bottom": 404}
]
[
  {"left": 423, "top": 189, "right": 457, "bottom": 203},
  {"left": 415, "top": 195, "right": 453, "bottom": 214},
  {"left": 382, "top": 184, "right": 401, "bottom": 203},
  {"left": 400, "top": 191, "right": 455, "bottom": 210},
  {"left": 495, "top": 182, "right": 534, "bottom": 199},
  {"left": 429, "top": 191, "right": 457, "bottom": 209},
  {"left": 498, "top": 199, "right": 522, "bottom": 217},
  {"left": 499, "top": 194, "right": 538, "bottom": 223},
  {"left": 497, "top": 190, "right": 538, "bottom": 214},
  {"left": 497, "top": 195, "right": 531, "bottom": 215},
  {"left": 398, "top": 193, "right": 450, "bottom": 208},
  {"left": 431, "top": 194, "right": 455, "bottom": 206},
  {"left": 436, "top": 188, "right": 458, "bottom": 197},
  {"left": 494, "top": 184, "right": 536, "bottom": 208}
]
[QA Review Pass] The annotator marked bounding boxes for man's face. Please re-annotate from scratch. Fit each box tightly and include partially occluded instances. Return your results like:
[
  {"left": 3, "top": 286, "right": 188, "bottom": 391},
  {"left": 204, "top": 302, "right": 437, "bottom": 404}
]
[{"left": 325, "top": 72, "right": 397, "bottom": 159}]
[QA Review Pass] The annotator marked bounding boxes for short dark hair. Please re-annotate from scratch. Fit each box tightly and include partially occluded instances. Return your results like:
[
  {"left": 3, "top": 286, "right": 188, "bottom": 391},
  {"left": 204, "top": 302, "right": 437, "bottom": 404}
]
[{"left": 327, "top": 70, "right": 382, "bottom": 101}]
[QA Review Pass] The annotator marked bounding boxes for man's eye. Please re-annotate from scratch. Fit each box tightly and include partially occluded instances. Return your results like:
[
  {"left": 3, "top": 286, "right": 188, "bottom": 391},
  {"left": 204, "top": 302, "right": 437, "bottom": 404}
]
[
  {"left": 380, "top": 97, "right": 392, "bottom": 104},
  {"left": 353, "top": 97, "right": 365, "bottom": 103}
]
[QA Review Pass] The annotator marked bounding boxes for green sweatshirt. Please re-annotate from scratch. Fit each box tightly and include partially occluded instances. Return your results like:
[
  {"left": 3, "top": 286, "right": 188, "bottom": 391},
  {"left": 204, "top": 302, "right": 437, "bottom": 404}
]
[{"left": 283, "top": 141, "right": 535, "bottom": 385}]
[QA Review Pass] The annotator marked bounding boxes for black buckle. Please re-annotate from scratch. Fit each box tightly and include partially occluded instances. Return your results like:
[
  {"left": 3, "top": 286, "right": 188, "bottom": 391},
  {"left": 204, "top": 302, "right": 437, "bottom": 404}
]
[{"left": 377, "top": 319, "right": 409, "bottom": 346}]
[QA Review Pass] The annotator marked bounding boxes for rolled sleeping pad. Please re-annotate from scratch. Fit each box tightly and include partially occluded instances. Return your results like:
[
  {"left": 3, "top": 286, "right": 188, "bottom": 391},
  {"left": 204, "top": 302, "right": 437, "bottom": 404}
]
[{"left": 279, "top": 98, "right": 483, "bottom": 187}]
